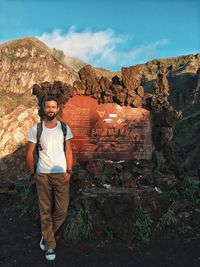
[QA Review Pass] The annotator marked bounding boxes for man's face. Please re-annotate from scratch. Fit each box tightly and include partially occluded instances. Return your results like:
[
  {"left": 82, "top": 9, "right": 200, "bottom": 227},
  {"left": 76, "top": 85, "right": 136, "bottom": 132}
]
[{"left": 43, "top": 100, "right": 60, "bottom": 120}]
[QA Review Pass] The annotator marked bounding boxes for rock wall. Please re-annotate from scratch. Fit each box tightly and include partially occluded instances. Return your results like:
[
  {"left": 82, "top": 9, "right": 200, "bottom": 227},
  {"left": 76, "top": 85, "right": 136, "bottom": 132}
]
[{"left": 33, "top": 64, "right": 181, "bottom": 170}]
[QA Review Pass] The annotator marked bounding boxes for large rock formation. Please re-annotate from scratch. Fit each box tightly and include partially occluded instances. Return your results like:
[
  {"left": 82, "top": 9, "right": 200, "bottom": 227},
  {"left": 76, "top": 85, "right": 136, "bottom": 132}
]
[
  {"left": 0, "top": 105, "right": 39, "bottom": 181},
  {"left": 142, "top": 54, "right": 200, "bottom": 109},
  {"left": 0, "top": 37, "right": 76, "bottom": 94}
]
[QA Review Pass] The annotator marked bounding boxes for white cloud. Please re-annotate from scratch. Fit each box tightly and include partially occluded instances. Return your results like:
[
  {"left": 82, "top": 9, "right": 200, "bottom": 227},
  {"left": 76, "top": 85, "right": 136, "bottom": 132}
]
[{"left": 37, "top": 27, "right": 168, "bottom": 70}]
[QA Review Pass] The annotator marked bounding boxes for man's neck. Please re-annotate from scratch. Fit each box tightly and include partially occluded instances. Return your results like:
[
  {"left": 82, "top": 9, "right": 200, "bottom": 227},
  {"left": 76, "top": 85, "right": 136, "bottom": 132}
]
[{"left": 44, "top": 118, "right": 58, "bottom": 128}]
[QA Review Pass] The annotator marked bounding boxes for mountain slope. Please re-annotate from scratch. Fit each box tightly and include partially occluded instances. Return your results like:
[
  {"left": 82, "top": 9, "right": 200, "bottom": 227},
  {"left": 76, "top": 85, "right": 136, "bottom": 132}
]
[
  {"left": 140, "top": 54, "right": 200, "bottom": 109},
  {"left": 173, "top": 102, "right": 200, "bottom": 172},
  {"left": 0, "top": 37, "right": 51, "bottom": 53},
  {"left": 0, "top": 37, "right": 77, "bottom": 94}
]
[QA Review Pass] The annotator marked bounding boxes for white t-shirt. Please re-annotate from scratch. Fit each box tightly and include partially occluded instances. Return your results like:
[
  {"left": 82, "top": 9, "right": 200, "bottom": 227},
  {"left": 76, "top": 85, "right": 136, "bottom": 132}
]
[{"left": 28, "top": 121, "right": 73, "bottom": 173}]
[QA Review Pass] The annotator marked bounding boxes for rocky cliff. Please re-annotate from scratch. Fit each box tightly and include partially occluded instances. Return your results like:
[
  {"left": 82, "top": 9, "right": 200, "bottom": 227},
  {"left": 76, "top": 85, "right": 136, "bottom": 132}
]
[
  {"left": 123, "top": 54, "right": 200, "bottom": 109},
  {"left": 0, "top": 105, "right": 39, "bottom": 181},
  {"left": 0, "top": 37, "right": 76, "bottom": 94},
  {"left": 145, "top": 55, "right": 200, "bottom": 109}
]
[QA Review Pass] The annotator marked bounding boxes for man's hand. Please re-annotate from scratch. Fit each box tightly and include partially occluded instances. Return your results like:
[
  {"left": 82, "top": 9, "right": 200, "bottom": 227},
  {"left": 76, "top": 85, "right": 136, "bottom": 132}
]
[
  {"left": 26, "top": 142, "right": 36, "bottom": 174},
  {"left": 30, "top": 173, "right": 35, "bottom": 180},
  {"left": 64, "top": 172, "right": 71, "bottom": 182}
]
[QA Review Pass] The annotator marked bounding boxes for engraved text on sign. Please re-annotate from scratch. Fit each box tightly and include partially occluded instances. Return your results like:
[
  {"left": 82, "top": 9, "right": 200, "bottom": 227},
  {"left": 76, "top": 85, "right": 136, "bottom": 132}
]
[{"left": 62, "top": 96, "right": 154, "bottom": 160}]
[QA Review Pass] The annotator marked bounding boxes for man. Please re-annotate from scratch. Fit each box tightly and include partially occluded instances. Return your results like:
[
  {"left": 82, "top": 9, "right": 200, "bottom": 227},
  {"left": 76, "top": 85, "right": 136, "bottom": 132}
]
[{"left": 26, "top": 96, "right": 73, "bottom": 261}]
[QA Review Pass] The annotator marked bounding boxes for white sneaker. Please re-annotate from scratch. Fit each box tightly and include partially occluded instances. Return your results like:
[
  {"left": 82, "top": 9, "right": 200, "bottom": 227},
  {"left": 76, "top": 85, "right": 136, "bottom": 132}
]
[
  {"left": 39, "top": 237, "right": 46, "bottom": 251},
  {"left": 45, "top": 249, "right": 56, "bottom": 261}
]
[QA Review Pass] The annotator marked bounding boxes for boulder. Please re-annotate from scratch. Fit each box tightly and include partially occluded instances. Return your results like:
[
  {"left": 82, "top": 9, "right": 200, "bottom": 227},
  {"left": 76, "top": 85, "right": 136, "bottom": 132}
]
[
  {"left": 78, "top": 65, "right": 101, "bottom": 96},
  {"left": 122, "top": 65, "right": 144, "bottom": 90}
]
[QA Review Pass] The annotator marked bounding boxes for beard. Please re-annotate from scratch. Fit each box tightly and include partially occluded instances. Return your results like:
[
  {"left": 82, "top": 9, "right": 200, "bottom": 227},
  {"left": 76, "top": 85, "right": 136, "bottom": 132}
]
[{"left": 45, "top": 112, "right": 58, "bottom": 121}]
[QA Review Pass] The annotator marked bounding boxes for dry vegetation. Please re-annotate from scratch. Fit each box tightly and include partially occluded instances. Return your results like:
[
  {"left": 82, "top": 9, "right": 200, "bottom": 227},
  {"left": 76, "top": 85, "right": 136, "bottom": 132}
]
[{"left": 0, "top": 91, "right": 37, "bottom": 117}]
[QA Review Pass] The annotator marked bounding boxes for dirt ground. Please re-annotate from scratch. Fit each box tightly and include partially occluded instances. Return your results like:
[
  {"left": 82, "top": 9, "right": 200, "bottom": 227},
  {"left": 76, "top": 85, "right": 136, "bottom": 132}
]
[{"left": 0, "top": 193, "right": 200, "bottom": 267}]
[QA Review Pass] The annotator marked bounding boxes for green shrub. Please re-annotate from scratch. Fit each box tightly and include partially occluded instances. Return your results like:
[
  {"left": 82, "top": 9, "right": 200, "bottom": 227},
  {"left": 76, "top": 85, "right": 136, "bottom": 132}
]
[
  {"left": 154, "top": 164, "right": 169, "bottom": 175},
  {"left": 179, "top": 177, "right": 200, "bottom": 204},
  {"left": 99, "top": 172, "right": 122, "bottom": 186},
  {"left": 133, "top": 209, "right": 153, "bottom": 242},
  {"left": 167, "top": 177, "right": 200, "bottom": 204},
  {"left": 100, "top": 172, "right": 107, "bottom": 185},
  {"left": 156, "top": 208, "right": 177, "bottom": 231},
  {"left": 167, "top": 188, "right": 180, "bottom": 198},
  {"left": 8, "top": 185, "right": 39, "bottom": 216},
  {"left": 62, "top": 208, "right": 93, "bottom": 241}
]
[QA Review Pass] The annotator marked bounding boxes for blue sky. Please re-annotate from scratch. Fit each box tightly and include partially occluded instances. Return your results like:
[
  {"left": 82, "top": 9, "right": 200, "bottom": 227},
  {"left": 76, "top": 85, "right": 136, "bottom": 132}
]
[{"left": 0, "top": 0, "right": 199, "bottom": 70}]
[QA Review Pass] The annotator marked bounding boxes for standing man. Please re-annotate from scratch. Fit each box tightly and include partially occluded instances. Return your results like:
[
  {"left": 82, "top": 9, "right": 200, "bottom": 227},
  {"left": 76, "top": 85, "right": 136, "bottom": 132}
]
[{"left": 26, "top": 96, "right": 73, "bottom": 261}]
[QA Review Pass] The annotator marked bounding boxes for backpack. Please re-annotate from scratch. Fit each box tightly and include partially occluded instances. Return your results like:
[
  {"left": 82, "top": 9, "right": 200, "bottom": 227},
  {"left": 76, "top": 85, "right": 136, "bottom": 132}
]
[{"left": 35, "top": 121, "right": 67, "bottom": 165}]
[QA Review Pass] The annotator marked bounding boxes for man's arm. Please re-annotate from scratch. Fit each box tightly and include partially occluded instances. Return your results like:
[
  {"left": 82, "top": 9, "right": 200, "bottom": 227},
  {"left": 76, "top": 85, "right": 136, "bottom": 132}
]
[
  {"left": 64, "top": 140, "right": 73, "bottom": 181},
  {"left": 26, "top": 142, "right": 36, "bottom": 175}
]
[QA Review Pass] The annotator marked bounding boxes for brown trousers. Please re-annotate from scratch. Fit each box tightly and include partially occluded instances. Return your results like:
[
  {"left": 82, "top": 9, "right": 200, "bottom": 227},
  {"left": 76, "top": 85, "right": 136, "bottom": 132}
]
[{"left": 35, "top": 173, "right": 69, "bottom": 249}]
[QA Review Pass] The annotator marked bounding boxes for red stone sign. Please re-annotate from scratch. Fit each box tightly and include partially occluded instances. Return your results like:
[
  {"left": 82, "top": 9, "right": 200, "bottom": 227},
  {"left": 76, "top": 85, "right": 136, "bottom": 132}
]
[{"left": 62, "top": 96, "right": 154, "bottom": 161}]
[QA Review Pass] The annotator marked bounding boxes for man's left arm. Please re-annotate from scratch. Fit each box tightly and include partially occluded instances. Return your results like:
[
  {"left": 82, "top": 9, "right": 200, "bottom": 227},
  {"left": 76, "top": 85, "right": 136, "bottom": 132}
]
[{"left": 64, "top": 140, "right": 73, "bottom": 181}]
